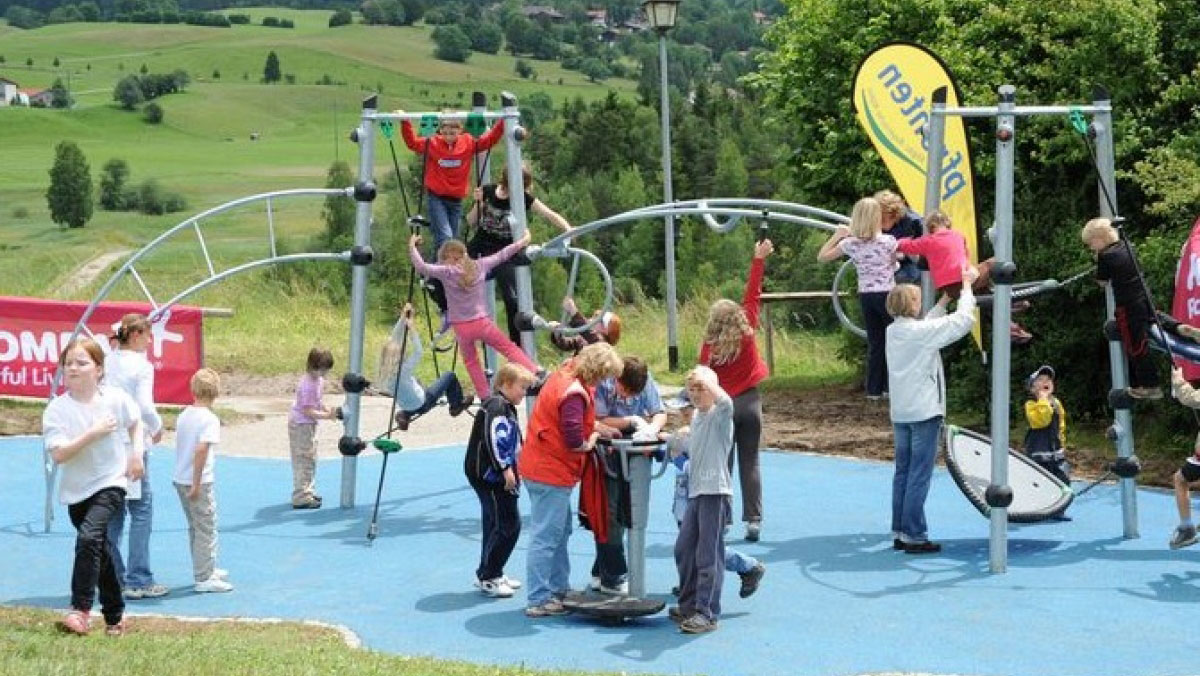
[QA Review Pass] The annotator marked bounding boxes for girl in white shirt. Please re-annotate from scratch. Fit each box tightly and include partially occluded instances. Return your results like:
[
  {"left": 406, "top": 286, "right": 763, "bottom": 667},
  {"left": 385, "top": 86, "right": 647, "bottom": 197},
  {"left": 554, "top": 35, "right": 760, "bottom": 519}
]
[{"left": 43, "top": 337, "right": 143, "bottom": 636}]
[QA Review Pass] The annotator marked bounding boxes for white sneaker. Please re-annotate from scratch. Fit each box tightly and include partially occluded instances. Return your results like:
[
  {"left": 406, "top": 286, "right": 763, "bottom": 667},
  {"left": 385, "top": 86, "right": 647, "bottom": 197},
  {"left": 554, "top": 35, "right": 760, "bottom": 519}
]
[
  {"left": 501, "top": 575, "right": 522, "bottom": 590},
  {"left": 588, "top": 576, "right": 602, "bottom": 592},
  {"left": 478, "top": 577, "right": 514, "bottom": 598},
  {"left": 598, "top": 580, "right": 628, "bottom": 596},
  {"left": 195, "top": 576, "right": 234, "bottom": 593},
  {"left": 212, "top": 568, "right": 229, "bottom": 580}
]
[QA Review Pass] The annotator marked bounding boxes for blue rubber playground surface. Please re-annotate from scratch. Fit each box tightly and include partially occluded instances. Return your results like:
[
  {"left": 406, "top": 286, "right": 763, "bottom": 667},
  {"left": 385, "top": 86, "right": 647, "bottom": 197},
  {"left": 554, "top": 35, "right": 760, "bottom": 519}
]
[{"left": 3, "top": 435, "right": 1199, "bottom": 676}]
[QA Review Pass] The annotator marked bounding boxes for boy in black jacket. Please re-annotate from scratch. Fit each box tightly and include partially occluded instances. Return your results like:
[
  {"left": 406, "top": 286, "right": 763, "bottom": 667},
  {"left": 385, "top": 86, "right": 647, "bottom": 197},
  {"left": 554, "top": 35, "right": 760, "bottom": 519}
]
[{"left": 465, "top": 363, "right": 536, "bottom": 598}]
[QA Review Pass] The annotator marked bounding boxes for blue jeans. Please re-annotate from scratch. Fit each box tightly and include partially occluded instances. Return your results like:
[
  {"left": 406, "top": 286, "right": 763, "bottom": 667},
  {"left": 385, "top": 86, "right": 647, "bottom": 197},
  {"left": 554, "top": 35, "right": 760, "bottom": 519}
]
[
  {"left": 403, "top": 372, "right": 464, "bottom": 416},
  {"left": 725, "top": 545, "right": 757, "bottom": 574},
  {"left": 426, "top": 193, "right": 462, "bottom": 251},
  {"left": 524, "top": 479, "right": 573, "bottom": 607},
  {"left": 891, "top": 416, "right": 943, "bottom": 543},
  {"left": 107, "top": 462, "right": 156, "bottom": 588}
]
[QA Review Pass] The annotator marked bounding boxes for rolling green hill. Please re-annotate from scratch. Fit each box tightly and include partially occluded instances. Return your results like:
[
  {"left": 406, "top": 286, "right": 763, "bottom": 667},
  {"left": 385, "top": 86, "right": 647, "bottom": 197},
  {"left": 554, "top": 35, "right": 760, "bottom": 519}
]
[{"left": 0, "top": 12, "right": 642, "bottom": 374}]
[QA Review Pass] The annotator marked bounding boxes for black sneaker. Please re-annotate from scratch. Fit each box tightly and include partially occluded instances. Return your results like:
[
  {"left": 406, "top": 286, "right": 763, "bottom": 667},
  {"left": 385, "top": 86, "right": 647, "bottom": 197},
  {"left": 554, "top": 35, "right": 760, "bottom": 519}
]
[
  {"left": 902, "top": 540, "right": 941, "bottom": 554},
  {"left": 893, "top": 538, "right": 904, "bottom": 550},
  {"left": 738, "top": 562, "right": 765, "bottom": 598},
  {"left": 667, "top": 605, "right": 686, "bottom": 624},
  {"left": 449, "top": 394, "right": 475, "bottom": 417},
  {"left": 394, "top": 411, "right": 411, "bottom": 431}
]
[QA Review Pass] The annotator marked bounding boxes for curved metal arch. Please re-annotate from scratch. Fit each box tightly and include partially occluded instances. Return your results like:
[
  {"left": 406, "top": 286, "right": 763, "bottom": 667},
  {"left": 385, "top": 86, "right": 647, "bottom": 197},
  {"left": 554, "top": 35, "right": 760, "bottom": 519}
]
[
  {"left": 42, "top": 188, "right": 354, "bottom": 534},
  {"left": 526, "top": 245, "right": 614, "bottom": 336}
]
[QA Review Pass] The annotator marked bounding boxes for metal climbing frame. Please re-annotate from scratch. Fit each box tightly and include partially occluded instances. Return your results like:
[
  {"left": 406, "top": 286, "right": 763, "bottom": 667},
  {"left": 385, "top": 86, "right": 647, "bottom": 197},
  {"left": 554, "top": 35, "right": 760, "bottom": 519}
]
[
  {"left": 42, "top": 187, "right": 354, "bottom": 532},
  {"left": 924, "top": 84, "right": 1131, "bottom": 574}
]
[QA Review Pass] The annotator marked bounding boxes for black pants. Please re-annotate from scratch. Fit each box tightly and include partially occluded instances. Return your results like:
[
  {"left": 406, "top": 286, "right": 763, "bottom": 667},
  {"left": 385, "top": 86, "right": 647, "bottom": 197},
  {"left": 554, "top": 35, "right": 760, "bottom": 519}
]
[
  {"left": 473, "top": 484, "right": 520, "bottom": 582},
  {"left": 590, "top": 470, "right": 628, "bottom": 587},
  {"left": 67, "top": 486, "right": 126, "bottom": 624},
  {"left": 468, "top": 233, "right": 521, "bottom": 345},
  {"left": 860, "top": 291, "right": 892, "bottom": 397},
  {"left": 1116, "top": 303, "right": 1159, "bottom": 389}
]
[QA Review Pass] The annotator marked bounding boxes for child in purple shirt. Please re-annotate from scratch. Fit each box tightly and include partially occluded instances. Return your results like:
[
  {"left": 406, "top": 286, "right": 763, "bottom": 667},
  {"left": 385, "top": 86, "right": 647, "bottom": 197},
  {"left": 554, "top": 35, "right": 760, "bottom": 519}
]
[
  {"left": 408, "top": 231, "right": 541, "bottom": 398},
  {"left": 288, "top": 348, "right": 339, "bottom": 509}
]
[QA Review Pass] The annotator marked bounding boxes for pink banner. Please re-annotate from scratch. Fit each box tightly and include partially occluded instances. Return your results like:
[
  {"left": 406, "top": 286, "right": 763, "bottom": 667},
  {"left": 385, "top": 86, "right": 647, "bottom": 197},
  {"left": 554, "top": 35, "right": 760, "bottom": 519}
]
[
  {"left": 0, "top": 297, "right": 204, "bottom": 404},
  {"left": 1173, "top": 217, "right": 1200, "bottom": 380}
]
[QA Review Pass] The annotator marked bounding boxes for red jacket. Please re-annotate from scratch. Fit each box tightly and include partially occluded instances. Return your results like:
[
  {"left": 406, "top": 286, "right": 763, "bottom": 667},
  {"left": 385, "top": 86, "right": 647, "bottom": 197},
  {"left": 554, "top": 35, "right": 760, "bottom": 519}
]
[
  {"left": 400, "top": 119, "right": 505, "bottom": 199},
  {"left": 520, "top": 362, "right": 596, "bottom": 487},
  {"left": 698, "top": 257, "right": 769, "bottom": 397}
]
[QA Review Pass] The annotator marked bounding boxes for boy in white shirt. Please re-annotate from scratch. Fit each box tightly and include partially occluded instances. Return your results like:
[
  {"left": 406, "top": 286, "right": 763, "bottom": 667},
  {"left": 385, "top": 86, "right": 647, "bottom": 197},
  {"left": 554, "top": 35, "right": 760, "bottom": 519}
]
[{"left": 173, "top": 368, "right": 232, "bottom": 593}]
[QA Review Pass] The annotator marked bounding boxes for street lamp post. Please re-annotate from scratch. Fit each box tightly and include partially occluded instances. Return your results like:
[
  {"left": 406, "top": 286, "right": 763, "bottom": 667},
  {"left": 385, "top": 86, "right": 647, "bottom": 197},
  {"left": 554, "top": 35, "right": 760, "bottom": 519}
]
[{"left": 642, "top": 0, "right": 680, "bottom": 372}]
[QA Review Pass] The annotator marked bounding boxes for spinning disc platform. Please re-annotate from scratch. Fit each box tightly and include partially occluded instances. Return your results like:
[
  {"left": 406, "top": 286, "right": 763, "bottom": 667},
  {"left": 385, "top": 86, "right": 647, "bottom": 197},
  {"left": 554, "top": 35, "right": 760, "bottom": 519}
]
[{"left": 944, "top": 425, "right": 1073, "bottom": 522}]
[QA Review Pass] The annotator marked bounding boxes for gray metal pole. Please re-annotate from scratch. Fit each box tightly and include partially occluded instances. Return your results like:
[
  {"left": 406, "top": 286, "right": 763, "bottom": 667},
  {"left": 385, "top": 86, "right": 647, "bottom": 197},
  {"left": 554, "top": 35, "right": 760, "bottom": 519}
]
[
  {"left": 626, "top": 453, "right": 651, "bottom": 598},
  {"left": 988, "top": 85, "right": 1017, "bottom": 573},
  {"left": 472, "top": 91, "right": 499, "bottom": 374},
  {"left": 499, "top": 93, "right": 535, "bottom": 362},
  {"left": 340, "top": 95, "right": 378, "bottom": 508},
  {"left": 921, "top": 87, "right": 948, "bottom": 312},
  {"left": 658, "top": 33, "right": 679, "bottom": 371},
  {"left": 1093, "top": 87, "right": 1138, "bottom": 538}
]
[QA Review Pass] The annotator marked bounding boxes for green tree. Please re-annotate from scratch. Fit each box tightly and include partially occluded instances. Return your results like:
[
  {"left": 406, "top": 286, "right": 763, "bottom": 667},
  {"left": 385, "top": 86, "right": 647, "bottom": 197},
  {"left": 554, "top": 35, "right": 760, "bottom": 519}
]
[
  {"left": 46, "top": 141, "right": 93, "bottom": 229},
  {"left": 432, "top": 25, "right": 471, "bottom": 63},
  {"left": 143, "top": 102, "right": 163, "bottom": 124},
  {"left": 580, "top": 58, "right": 610, "bottom": 83},
  {"left": 464, "top": 19, "right": 503, "bottom": 54},
  {"left": 113, "top": 75, "right": 144, "bottom": 109},
  {"left": 328, "top": 8, "right": 352, "bottom": 27},
  {"left": 320, "top": 161, "right": 356, "bottom": 249},
  {"left": 48, "top": 78, "right": 71, "bottom": 108},
  {"left": 52, "top": 56, "right": 60, "bottom": 67},
  {"left": 262, "top": 50, "right": 281, "bottom": 83},
  {"left": 98, "top": 158, "right": 131, "bottom": 210}
]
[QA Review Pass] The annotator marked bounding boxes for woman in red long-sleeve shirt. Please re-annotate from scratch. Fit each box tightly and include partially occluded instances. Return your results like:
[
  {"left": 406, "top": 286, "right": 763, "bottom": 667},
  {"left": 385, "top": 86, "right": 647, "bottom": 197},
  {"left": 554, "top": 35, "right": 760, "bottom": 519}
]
[{"left": 698, "top": 239, "right": 773, "bottom": 542}]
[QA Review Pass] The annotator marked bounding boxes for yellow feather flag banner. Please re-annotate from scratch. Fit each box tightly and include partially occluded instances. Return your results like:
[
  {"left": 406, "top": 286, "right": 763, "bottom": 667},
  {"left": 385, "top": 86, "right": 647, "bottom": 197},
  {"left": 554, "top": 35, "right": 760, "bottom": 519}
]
[{"left": 852, "top": 42, "right": 981, "bottom": 348}]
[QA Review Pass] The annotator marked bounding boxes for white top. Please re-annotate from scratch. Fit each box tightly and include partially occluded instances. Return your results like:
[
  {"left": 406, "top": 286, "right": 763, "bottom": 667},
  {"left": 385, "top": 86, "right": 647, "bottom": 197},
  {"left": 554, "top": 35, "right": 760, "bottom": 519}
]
[
  {"left": 885, "top": 289, "right": 976, "bottom": 423},
  {"left": 43, "top": 386, "right": 140, "bottom": 505},
  {"left": 838, "top": 234, "right": 898, "bottom": 293},
  {"left": 104, "top": 349, "right": 163, "bottom": 438},
  {"left": 173, "top": 405, "right": 220, "bottom": 485}
]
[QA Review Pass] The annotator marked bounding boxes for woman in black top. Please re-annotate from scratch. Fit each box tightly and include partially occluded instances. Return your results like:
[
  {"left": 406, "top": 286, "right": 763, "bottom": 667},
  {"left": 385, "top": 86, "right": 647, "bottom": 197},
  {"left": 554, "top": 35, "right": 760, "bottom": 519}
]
[{"left": 467, "top": 163, "right": 573, "bottom": 343}]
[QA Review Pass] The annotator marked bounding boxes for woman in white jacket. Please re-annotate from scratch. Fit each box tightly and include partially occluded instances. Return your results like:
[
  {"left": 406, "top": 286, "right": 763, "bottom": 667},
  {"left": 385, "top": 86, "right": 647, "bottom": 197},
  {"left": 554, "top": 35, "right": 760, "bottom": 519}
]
[
  {"left": 104, "top": 314, "right": 168, "bottom": 598},
  {"left": 885, "top": 265, "right": 978, "bottom": 554}
]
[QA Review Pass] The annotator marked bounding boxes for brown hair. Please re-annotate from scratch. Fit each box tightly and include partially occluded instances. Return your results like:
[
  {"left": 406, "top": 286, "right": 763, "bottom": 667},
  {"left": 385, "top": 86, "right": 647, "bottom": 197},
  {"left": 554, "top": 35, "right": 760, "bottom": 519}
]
[
  {"left": 500, "top": 163, "right": 533, "bottom": 190},
  {"left": 58, "top": 336, "right": 106, "bottom": 372},
  {"left": 437, "top": 239, "right": 480, "bottom": 289},
  {"left": 495, "top": 362, "right": 536, "bottom": 389},
  {"left": 573, "top": 342, "right": 623, "bottom": 386},
  {"left": 601, "top": 312, "right": 621, "bottom": 346},
  {"left": 925, "top": 210, "right": 951, "bottom": 232},
  {"left": 190, "top": 368, "right": 221, "bottom": 401},
  {"left": 114, "top": 313, "right": 151, "bottom": 347},
  {"left": 616, "top": 355, "right": 649, "bottom": 395},
  {"left": 306, "top": 347, "right": 334, "bottom": 372}
]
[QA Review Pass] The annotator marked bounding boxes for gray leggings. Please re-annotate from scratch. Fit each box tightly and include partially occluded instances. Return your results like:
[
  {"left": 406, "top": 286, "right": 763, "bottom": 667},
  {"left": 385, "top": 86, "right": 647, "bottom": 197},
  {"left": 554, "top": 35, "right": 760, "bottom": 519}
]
[{"left": 728, "top": 387, "right": 763, "bottom": 523}]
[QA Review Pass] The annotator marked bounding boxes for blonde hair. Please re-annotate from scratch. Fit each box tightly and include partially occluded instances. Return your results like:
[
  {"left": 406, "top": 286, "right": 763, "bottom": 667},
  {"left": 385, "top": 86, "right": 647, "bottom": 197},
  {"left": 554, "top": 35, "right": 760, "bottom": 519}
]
[
  {"left": 190, "top": 368, "right": 220, "bottom": 401},
  {"left": 849, "top": 197, "right": 882, "bottom": 239},
  {"left": 437, "top": 239, "right": 479, "bottom": 288},
  {"left": 925, "top": 209, "right": 951, "bottom": 232},
  {"left": 114, "top": 313, "right": 151, "bottom": 347},
  {"left": 1081, "top": 217, "right": 1118, "bottom": 247},
  {"left": 885, "top": 284, "right": 922, "bottom": 319},
  {"left": 495, "top": 362, "right": 535, "bottom": 389},
  {"left": 874, "top": 190, "right": 906, "bottom": 220},
  {"left": 686, "top": 365, "right": 719, "bottom": 391},
  {"left": 572, "top": 342, "right": 623, "bottom": 385},
  {"left": 703, "top": 299, "right": 752, "bottom": 366}
]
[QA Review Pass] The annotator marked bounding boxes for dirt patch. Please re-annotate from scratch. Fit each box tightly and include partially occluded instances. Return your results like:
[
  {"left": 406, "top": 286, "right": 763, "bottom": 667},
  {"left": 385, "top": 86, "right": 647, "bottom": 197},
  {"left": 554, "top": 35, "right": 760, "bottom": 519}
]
[{"left": 763, "top": 384, "right": 895, "bottom": 462}]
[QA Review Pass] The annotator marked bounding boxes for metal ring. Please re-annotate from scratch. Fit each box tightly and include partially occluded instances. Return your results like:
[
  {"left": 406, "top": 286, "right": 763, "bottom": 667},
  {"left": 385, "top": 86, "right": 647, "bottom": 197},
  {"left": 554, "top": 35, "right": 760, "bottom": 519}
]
[{"left": 832, "top": 260, "right": 866, "bottom": 339}]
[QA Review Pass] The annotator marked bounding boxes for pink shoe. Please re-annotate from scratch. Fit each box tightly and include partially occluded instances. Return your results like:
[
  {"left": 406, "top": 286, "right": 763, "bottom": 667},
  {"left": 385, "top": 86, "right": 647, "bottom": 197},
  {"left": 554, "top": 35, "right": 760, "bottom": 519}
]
[{"left": 60, "top": 609, "right": 90, "bottom": 635}]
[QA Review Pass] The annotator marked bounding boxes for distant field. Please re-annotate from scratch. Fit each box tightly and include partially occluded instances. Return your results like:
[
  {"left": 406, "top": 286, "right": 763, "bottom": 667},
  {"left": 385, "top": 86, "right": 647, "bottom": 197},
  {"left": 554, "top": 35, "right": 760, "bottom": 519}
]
[{"left": 0, "top": 13, "right": 642, "bottom": 376}]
